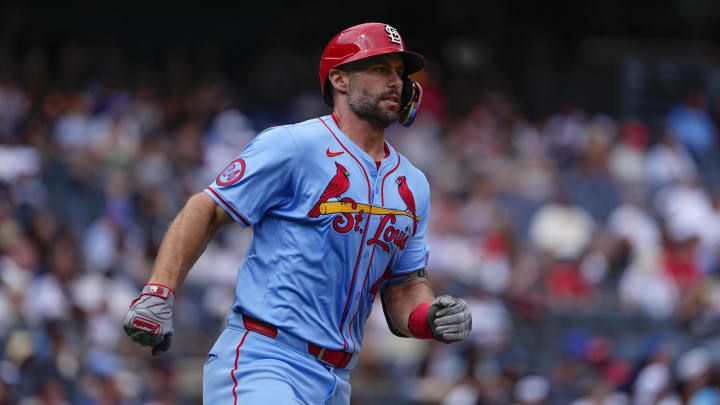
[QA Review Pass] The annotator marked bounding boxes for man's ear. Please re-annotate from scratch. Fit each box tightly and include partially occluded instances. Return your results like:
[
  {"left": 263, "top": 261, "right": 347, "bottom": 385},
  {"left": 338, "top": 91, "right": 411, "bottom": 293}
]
[{"left": 328, "top": 68, "right": 349, "bottom": 95}]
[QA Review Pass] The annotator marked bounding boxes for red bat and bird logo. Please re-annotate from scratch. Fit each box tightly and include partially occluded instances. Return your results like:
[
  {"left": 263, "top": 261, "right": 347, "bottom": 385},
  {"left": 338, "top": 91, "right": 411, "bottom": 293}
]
[{"left": 308, "top": 162, "right": 418, "bottom": 253}]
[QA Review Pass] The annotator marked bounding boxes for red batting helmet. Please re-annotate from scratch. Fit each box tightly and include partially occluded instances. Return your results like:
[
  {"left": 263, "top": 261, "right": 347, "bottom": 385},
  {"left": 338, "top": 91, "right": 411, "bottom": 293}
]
[{"left": 319, "top": 23, "right": 426, "bottom": 126}]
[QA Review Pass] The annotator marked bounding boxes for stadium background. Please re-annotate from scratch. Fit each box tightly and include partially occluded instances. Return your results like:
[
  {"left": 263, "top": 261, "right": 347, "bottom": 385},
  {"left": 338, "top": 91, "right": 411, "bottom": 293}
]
[{"left": 2, "top": 1, "right": 720, "bottom": 404}]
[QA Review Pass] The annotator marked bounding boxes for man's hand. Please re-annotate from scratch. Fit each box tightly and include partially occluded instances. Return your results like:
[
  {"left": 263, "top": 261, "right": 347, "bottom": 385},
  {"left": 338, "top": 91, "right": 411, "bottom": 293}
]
[
  {"left": 122, "top": 284, "right": 175, "bottom": 355},
  {"left": 428, "top": 295, "right": 472, "bottom": 343}
]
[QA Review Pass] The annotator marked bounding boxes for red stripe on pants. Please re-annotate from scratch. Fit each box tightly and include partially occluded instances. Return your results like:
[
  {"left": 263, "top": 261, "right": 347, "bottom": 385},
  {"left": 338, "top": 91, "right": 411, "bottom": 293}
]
[{"left": 231, "top": 331, "right": 250, "bottom": 405}]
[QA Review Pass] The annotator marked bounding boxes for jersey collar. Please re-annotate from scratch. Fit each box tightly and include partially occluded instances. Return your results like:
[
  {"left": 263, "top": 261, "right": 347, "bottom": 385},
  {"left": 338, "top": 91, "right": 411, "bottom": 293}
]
[{"left": 326, "top": 114, "right": 398, "bottom": 173}]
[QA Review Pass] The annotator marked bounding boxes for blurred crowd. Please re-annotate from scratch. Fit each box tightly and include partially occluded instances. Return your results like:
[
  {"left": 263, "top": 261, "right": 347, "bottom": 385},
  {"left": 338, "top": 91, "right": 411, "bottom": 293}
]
[{"left": 3, "top": 22, "right": 720, "bottom": 405}]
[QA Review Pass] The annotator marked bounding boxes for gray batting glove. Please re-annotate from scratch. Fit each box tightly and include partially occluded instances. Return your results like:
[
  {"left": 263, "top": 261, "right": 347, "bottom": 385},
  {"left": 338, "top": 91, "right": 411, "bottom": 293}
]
[
  {"left": 122, "top": 284, "right": 175, "bottom": 355},
  {"left": 428, "top": 295, "right": 472, "bottom": 343}
]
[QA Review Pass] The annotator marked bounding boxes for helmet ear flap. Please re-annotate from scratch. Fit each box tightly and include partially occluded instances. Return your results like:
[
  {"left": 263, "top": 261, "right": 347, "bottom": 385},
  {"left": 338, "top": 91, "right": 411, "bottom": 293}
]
[{"left": 398, "top": 80, "right": 423, "bottom": 127}]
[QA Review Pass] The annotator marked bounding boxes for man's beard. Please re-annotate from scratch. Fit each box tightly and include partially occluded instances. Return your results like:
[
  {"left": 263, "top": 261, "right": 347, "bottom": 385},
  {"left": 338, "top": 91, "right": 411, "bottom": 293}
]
[{"left": 347, "top": 79, "right": 399, "bottom": 128}]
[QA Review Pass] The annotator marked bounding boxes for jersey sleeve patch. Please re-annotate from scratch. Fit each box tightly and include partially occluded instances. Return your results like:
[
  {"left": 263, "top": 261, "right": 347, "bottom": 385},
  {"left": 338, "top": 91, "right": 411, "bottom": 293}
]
[
  {"left": 216, "top": 158, "right": 246, "bottom": 186},
  {"left": 205, "top": 126, "right": 299, "bottom": 227}
]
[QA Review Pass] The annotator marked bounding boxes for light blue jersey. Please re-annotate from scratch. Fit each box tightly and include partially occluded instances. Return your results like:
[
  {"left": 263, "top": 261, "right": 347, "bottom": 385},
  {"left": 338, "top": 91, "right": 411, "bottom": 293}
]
[{"left": 205, "top": 114, "right": 430, "bottom": 355}]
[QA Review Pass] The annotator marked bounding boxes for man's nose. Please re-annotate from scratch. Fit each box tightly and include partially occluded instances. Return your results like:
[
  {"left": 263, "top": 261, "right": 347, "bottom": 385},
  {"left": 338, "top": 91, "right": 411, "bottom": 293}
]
[{"left": 389, "top": 72, "right": 403, "bottom": 91}]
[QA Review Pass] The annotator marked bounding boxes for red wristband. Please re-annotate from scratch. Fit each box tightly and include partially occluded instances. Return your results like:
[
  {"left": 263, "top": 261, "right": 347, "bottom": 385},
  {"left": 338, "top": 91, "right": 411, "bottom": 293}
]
[{"left": 408, "top": 302, "right": 434, "bottom": 339}]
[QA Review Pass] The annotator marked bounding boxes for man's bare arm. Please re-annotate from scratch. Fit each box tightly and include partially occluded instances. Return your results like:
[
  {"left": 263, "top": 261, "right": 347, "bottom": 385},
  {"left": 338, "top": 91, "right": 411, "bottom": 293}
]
[
  {"left": 383, "top": 277, "right": 434, "bottom": 337},
  {"left": 122, "top": 192, "right": 233, "bottom": 354},
  {"left": 383, "top": 271, "right": 472, "bottom": 342},
  {"left": 147, "top": 192, "right": 234, "bottom": 291}
]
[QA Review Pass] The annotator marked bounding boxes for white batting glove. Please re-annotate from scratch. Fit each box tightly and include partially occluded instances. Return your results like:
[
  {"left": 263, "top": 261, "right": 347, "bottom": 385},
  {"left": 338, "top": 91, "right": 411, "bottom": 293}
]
[
  {"left": 122, "top": 284, "right": 175, "bottom": 355},
  {"left": 428, "top": 295, "right": 472, "bottom": 343}
]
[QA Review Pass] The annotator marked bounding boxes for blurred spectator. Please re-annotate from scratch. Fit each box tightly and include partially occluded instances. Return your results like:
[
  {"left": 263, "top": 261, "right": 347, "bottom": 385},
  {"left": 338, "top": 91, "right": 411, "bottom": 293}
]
[
  {"left": 632, "top": 362, "right": 681, "bottom": 405},
  {"left": 675, "top": 347, "right": 719, "bottom": 404},
  {"left": 514, "top": 375, "right": 550, "bottom": 405},
  {"left": 666, "top": 89, "right": 720, "bottom": 191},
  {"left": 645, "top": 130, "right": 698, "bottom": 190},
  {"left": 528, "top": 188, "right": 595, "bottom": 261},
  {"left": 608, "top": 120, "right": 650, "bottom": 187},
  {"left": 666, "top": 89, "right": 717, "bottom": 156},
  {"left": 607, "top": 191, "right": 661, "bottom": 271}
]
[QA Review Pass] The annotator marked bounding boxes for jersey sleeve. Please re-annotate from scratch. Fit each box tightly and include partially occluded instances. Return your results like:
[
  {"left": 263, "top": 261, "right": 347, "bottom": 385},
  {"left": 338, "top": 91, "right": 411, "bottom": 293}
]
[
  {"left": 205, "top": 126, "right": 298, "bottom": 227},
  {"left": 391, "top": 178, "right": 431, "bottom": 275}
]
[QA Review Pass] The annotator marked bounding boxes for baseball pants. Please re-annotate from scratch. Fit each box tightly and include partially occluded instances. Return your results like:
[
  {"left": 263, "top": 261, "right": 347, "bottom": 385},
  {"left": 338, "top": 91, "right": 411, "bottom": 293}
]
[{"left": 203, "top": 321, "right": 354, "bottom": 404}]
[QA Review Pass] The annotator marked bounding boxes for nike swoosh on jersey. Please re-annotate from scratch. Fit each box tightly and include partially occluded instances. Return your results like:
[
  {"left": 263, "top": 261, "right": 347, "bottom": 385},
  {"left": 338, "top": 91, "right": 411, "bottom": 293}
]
[{"left": 326, "top": 148, "right": 344, "bottom": 157}]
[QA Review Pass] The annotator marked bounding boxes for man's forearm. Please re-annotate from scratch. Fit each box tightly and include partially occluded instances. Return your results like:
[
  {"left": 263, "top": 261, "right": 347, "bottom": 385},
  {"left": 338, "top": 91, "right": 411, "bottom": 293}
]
[
  {"left": 148, "top": 192, "right": 230, "bottom": 291},
  {"left": 384, "top": 278, "right": 434, "bottom": 337}
]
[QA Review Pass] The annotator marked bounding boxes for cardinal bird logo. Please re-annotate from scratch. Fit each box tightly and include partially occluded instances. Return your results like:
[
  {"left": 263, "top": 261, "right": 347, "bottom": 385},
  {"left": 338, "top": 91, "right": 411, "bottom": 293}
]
[
  {"left": 396, "top": 176, "right": 417, "bottom": 235},
  {"left": 308, "top": 162, "right": 350, "bottom": 218}
]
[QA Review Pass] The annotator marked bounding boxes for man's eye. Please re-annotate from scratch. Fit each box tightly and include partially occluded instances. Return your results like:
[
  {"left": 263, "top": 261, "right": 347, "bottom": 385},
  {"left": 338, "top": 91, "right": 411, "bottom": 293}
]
[{"left": 375, "top": 66, "right": 387, "bottom": 72}]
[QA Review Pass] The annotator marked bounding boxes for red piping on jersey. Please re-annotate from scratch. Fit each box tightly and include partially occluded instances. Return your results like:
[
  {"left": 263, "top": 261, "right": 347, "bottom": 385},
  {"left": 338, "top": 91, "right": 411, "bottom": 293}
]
[
  {"left": 375, "top": 144, "right": 390, "bottom": 169},
  {"left": 389, "top": 272, "right": 415, "bottom": 280},
  {"left": 320, "top": 116, "right": 371, "bottom": 201},
  {"left": 320, "top": 116, "right": 375, "bottom": 351},
  {"left": 381, "top": 154, "right": 401, "bottom": 205},
  {"left": 207, "top": 187, "right": 251, "bottom": 227},
  {"left": 331, "top": 115, "right": 389, "bottom": 161},
  {"left": 330, "top": 115, "right": 394, "bottom": 352},
  {"left": 347, "top": 245, "right": 378, "bottom": 353},
  {"left": 337, "top": 217, "right": 371, "bottom": 351},
  {"left": 231, "top": 331, "right": 250, "bottom": 405},
  {"left": 370, "top": 267, "right": 393, "bottom": 295}
]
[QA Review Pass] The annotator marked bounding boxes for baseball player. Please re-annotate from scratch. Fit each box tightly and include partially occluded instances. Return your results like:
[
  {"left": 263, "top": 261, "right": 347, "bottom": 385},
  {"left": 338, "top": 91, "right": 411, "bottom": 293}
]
[{"left": 123, "top": 22, "right": 472, "bottom": 404}]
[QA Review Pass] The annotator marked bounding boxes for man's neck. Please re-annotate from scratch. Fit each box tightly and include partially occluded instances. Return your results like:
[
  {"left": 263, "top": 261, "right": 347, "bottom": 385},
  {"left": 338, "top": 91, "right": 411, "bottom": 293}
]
[{"left": 332, "top": 107, "right": 387, "bottom": 162}]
